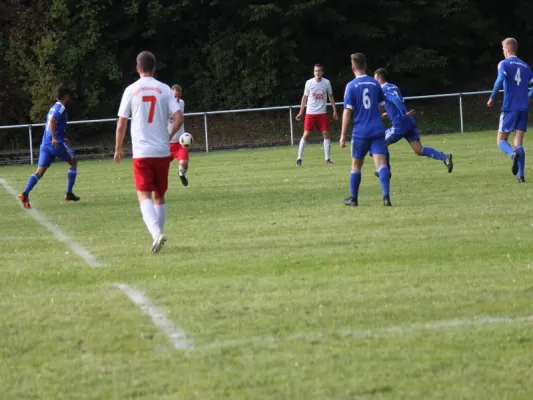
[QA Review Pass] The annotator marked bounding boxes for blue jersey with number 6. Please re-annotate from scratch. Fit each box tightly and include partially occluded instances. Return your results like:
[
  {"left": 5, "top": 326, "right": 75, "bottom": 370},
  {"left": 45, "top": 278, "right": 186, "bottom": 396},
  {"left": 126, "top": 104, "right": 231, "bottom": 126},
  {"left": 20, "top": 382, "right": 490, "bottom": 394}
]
[
  {"left": 343, "top": 75, "right": 385, "bottom": 139},
  {"left": 497, "top": 56, "right": 533, "bottom": 112}
]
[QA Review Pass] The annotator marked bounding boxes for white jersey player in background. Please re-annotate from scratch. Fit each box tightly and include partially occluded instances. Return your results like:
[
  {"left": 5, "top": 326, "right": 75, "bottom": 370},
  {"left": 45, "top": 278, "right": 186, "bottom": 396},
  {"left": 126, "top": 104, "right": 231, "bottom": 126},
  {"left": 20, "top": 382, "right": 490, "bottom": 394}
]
[
  {"left": 295, "top": 64, "right": 338, "bottom": 166},
  {"left": 168, "top": 84, "right": 190, "bottom": 186},
  {"left": 115, "top": 51, "right": 184, "bottom": 253}
]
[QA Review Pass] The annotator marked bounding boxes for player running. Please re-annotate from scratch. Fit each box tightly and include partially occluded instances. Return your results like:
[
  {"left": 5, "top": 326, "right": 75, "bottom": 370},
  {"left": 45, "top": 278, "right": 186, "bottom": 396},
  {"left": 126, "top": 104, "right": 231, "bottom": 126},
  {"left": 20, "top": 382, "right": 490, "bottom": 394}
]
[
  {"left": 373, "top": 68, "right": 453, "bottom": 175},
  {"left": 340, "top": 53, "right": 391, "bottom": 207},
  {"left": 295, "top": 64, "right": 338, "bottom": 166},
  {"left": 19, "top": 86, "right": 80, "bottom": 209},
  {"left": 168, "top": 84, "right": 189, "bottom": 186},
  {"left": 115, "top": 51, "right": 184, "bottom": 253},
  {"left": 487, "top": 37, "right": 533, "bottom": 183}
]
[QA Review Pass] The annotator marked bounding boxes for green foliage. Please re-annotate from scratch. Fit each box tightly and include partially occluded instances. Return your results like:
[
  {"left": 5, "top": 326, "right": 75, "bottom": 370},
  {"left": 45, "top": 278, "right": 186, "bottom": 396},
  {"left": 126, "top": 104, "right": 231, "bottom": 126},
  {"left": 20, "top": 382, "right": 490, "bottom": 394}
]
[{"left": 1, "top": 0, "right": 531, "bottom": 124}]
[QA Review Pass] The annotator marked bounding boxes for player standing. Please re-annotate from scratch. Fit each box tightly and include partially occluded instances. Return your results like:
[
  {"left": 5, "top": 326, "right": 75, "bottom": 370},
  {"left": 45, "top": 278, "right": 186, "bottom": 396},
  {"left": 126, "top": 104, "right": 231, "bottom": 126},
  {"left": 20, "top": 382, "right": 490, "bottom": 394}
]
[
  {"left": 295, "top": 64, "right": 338, "bottom": 166},
  {"left": 373, "top": 68, "right": 453, "bottom": 174},
  {"left": 168, "top": 84, "right": 189, "bottom": 186},
  {"left": 340, "top": 53, "right": 391, "bottom": 207},
  {"left": 487, "top": 37, "right": 533, "bottom": 183},
  {"left": 19, "top": 86, "right": 80, "bottom": 209},
  {"left": 115, "top": 51, "right": 184, "bottom": 253}
]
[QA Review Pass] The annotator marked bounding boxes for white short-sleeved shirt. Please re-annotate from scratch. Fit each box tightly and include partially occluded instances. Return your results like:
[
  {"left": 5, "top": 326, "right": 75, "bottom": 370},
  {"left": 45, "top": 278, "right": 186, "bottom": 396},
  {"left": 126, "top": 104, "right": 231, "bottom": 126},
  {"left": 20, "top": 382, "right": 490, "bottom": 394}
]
[
  {"left": 169, "top": 99, "right": 185, "bottom": 143},
  {"left": 304, "top": 78, "right": 333, "bottom": 114},
  {"left": 118, "top": 77, "right": 181, "bottom": 158}
]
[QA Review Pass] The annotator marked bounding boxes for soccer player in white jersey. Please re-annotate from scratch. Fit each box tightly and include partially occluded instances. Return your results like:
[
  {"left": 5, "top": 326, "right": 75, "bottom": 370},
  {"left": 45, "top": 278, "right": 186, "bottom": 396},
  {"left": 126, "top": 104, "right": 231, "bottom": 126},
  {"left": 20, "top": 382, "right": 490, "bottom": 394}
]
[
  {"left": 115, "top": 51, "right": 184, "bottom": 253},
  {"left": 168, "top": 84, "right": 189, "bottom": 186},
  {"left": 295, "top": 64, "right": 338, "bottom": 166}
]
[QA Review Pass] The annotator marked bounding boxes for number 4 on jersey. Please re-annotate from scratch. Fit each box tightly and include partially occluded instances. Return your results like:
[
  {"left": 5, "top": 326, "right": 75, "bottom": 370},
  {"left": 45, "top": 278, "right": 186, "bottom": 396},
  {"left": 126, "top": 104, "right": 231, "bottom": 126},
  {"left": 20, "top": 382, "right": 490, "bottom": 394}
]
[
  {"left": 515, "top": 68, "right": 521, "bottom": 86},
  {"left": 142, "top": 96, "right": 156, "bottom": 123}
]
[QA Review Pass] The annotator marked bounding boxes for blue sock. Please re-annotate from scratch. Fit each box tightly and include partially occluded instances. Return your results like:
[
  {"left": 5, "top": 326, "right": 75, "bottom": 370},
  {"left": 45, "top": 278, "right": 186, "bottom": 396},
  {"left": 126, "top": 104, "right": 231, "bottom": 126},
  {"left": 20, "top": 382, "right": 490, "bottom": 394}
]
[
  {"left": 350, "top": 169, "right": 361, "bottom": 199},
  {"left": 421, "top": 147, "right": 446, "bottom": 161},
  {"left": 516, "top": 146, "right": 526, "bottom": 178},
  {"left": 377, "top": 165, "right": 391, "bottom": 196},
  {"left": 24, "top": 174, "right": 40, "bottom": 194},
  {"left": 498, "top": 140, "right": 514, "bottom": 157},
  {"left": 67, "top": 168, "right": 77, "bottom": 194},
  {"left": 386, "top": 150, "right": 391, "bottom": 169}
]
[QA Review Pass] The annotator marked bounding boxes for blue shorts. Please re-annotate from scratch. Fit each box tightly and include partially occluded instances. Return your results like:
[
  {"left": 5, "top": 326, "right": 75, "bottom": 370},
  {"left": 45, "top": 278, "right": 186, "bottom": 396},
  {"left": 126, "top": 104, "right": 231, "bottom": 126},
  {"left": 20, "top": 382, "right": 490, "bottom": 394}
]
[
  {"left": 352, "top": 137, "right": 387, "bottom": 159},
  {"left": 38, "top": 143, "right": 76, "bottom": 167},
  {"left": 499, "top": 111, "right": 528, "bottom": 133},
  {"left": 385, "top": 125, "right": 420, "bottom": 145}
]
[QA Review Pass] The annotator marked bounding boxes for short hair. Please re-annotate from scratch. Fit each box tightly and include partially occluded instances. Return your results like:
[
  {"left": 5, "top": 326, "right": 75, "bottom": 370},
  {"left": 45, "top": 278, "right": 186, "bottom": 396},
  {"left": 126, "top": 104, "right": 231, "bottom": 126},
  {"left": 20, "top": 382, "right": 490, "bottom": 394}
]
[
  {"left": 374, "top": 68, "right": 388, "bottom": 82},
  {"left": 136, "top": 51, "right": 156, "bottom": 73},
  {"left": 351, "top": 53, "right": 367, "bottom": 71},
  {"left": 314, "top": 64, "right": 324, "bottom": 72},
  {"left": 171, "top": 84, "right": 182, "bottom": 91},
  {"left": 57, "top": 85, "right": 72, "bottom": 100},
  {"left": 502, "top": 37, "right": 518, "bottom": 53}
]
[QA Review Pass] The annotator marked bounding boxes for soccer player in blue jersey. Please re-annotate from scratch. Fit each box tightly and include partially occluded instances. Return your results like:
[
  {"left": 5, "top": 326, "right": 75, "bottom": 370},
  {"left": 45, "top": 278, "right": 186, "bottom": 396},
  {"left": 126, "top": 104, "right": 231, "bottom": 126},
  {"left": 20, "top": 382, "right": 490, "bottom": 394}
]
[
  {"left": 487, "top": 37, "right": 533, "bottom": 183},
  {"left": 340, "top": 53, "right": 391, "bottom": 207},
  {"left": 373, "top": 68, "right": 453, "bottom": 174},
  {"left": 19, "top": 86, "right": 80, "bottom": 209}
]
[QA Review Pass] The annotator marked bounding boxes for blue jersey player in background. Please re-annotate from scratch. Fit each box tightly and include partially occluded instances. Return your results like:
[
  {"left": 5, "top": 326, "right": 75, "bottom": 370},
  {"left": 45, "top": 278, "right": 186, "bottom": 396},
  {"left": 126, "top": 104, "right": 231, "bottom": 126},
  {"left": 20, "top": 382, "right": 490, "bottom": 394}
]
[
  {"left": 373, "top": 68, "right": 453, "bottom": 175},
  {"left": 19, "top": 86, "right": 80, "bottom": 209},
  {"left": 487, "top": 37, "right": 533, "bottom": 183},
  {"left": 340, "top": 53, "right": 391, "bottom": 207}
]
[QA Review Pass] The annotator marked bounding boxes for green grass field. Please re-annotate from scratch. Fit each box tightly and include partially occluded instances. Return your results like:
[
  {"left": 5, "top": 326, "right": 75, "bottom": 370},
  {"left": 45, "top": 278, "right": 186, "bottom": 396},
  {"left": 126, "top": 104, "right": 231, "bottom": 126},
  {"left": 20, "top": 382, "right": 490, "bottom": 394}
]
[{"left": 1, "top": 131, "right": 533, "bottom": 399}]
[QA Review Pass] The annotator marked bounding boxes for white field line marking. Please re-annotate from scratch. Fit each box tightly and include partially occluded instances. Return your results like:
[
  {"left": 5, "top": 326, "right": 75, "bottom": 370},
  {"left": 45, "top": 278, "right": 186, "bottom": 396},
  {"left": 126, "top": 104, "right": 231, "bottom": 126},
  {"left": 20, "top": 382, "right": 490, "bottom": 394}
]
[
  {"left": 0, "top": 178, "right": 193, "bottom": 351},
  {"left": 0, "top": 178, "right": 102, "bottom": 267},
  {"left": 114, "top": 283, "right": 194, "bottom": 350},
  {"left": 197, "top": 315, "right": 533, "bottom": 351}
]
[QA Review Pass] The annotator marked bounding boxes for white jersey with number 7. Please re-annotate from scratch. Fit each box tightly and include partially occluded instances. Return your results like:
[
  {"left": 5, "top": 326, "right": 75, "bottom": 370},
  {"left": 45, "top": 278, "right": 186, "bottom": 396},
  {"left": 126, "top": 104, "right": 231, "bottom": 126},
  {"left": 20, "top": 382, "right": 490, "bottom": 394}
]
[{"left": 118, "top": 76, "right": 181, "bottom": 158}]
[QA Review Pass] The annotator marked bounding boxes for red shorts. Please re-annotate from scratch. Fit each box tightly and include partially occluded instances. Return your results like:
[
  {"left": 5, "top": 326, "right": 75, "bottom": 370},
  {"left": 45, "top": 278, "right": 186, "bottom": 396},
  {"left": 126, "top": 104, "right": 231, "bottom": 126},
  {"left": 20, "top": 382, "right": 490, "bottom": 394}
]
[
  {"left": 304, "top": 113, "right": 328, "bottom": 132},
  {"left": 133, "top": 157, "right": 171, "bottom": 196},
  {"left": 170, "top": 142, "right": 189, "bottom": 161}
]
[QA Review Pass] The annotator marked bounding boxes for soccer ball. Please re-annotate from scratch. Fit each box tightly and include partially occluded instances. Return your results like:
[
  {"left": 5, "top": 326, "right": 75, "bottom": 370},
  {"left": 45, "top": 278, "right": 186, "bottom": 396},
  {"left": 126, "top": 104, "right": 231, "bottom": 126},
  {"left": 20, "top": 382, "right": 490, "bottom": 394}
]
[{"left": 179, "top": 132, "right": 193, "bottom": 148}]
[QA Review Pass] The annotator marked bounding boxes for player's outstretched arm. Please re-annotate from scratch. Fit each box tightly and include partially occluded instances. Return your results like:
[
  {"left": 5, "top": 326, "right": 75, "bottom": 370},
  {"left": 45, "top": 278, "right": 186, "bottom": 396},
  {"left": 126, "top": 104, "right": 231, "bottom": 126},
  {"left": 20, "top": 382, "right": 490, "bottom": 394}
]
[
  {"left": 48, "top": 117, "right": 59, "bottom": 147},
  {"left": 329, "top": 93, "right": 338, "bottom": 120},
  {"left": 114, "top": 117, "right": 128, "bottom": 163},
  {"left": 169, "top": 110, "right": 184, "bottom": 139},
  {"left": 339, "top": 108, "right": 351, "bottom": 148},
  {"left": 488, "top": 72, "right": 504, "bottom": 107},
  {"left": 295, "top": 95, "right": 307, "bottom": 121}
]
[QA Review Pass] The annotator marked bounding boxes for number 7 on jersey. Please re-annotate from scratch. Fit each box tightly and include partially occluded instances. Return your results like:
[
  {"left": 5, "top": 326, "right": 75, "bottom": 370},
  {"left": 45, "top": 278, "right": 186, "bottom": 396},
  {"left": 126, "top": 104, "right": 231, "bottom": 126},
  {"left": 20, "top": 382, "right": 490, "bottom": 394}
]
[{"left": 142, "top": 96, "right": 157, "bottom": 123}]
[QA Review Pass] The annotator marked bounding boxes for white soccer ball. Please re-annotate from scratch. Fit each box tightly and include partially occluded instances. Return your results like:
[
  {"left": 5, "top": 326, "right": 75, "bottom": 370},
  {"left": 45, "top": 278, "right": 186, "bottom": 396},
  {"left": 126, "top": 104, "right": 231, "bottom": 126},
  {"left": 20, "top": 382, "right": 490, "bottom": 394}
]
[{"left": 179, "top": 132, "right": 193, "bottom": 148}]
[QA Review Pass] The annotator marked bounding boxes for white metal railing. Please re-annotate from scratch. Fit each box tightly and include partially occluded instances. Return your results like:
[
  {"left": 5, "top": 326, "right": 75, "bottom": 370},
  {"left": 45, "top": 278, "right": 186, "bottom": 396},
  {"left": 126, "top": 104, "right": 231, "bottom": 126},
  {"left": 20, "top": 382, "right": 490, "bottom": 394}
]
[{"left": 0, "top": 89, "right": 496, "bottom": 164}]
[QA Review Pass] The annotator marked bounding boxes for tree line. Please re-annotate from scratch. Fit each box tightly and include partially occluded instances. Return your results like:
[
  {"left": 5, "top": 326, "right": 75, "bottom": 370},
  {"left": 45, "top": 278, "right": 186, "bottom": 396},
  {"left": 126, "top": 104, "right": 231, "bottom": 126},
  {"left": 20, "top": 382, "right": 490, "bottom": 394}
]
[{"left": 1, "top": 0, "right": 532, "bottom": 126}]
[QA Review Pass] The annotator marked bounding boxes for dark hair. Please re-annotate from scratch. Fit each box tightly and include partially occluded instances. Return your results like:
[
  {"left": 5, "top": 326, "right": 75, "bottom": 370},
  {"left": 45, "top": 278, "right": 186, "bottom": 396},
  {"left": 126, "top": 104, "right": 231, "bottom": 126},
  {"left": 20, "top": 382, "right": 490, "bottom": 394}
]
[
  {"left": 136, "top": 51, "right": 156, "bottom": 73},
  {"left": 350, "top": 53, "right": 367, "bottom": 71},
  {"left": 314, "top": 64, "right": 324, "bottom": 72},
  {"left": 57, "top": 86, "right": 72, "bottom": 100},
  {"left": 374, "top": 68, "right": 388, "bottom": 81}
]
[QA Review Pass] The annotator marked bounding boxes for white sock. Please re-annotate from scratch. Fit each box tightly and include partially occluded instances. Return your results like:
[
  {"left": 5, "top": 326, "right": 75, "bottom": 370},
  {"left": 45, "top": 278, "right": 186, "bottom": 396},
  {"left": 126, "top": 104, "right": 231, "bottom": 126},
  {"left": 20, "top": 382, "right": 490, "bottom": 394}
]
[
  {"left": 178, "top": 166, "right": 187, "bottom": 177},
  {"left": 297, "top": 139, "right": 307, "bottom": 160},
  {"left": 323, "top": 138, "right": 331, "bottom": 160},
  {"left": 154, "top": 204, "right": 166, "bottom": 232},
  {"left": 140, "top": 199, "right": 161, "bottom": 240}
]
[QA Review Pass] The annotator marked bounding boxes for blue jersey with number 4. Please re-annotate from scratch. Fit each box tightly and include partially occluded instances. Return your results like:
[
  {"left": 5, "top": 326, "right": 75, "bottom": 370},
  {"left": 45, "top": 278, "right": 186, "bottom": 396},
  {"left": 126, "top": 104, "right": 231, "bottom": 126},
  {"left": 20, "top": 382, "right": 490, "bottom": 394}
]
[
  {"left": 343, "top": 75, "right": 385, "bottom": 139},
  {"left": 41, "top": 102, "right": 68, "bottom": 146},
  {"left": 495, "top": 56, "right": 533, "bottom": 112}
]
